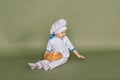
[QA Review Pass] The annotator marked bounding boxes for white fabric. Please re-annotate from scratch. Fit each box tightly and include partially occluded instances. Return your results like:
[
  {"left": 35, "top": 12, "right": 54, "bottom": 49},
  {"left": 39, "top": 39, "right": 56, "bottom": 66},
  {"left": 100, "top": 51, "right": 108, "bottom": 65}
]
[
  {"left": 50, "top": 19, "right": 67, "bottom": 34},
  {"left": 38, "top": 57, "right": 68, "bottom": 70},
  {"left": 46, "top": 36, "right": 75, "bottom": 57},
  {"left": 29, "top": 36, "right": 75, "bottom": 71}
]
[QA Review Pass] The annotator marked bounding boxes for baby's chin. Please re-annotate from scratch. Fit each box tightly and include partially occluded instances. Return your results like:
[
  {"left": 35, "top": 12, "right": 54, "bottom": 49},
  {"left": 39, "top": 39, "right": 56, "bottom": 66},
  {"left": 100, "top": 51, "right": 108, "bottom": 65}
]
[{"left": 61, "top": 36, "right": 65, "bottom": 39}]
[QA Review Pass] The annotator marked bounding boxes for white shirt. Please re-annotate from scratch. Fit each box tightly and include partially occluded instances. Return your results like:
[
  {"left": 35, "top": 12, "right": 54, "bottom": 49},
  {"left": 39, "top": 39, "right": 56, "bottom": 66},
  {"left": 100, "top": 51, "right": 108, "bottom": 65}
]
[{"left": 46, "top": 36, "right": 76, "bottom": 58}]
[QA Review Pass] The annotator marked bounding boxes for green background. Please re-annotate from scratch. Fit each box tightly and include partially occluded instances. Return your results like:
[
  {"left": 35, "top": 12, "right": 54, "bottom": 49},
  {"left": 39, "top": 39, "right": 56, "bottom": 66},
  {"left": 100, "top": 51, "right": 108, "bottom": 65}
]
[{"left": 0, "top": 0, "right": 120, "bottom": 80}]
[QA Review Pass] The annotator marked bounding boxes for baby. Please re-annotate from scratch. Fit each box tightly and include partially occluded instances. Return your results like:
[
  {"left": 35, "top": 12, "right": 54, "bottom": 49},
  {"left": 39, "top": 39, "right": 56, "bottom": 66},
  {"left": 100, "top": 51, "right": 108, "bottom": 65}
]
[{"left": 28, "top": 19, "right": 85, "bottom": 71}]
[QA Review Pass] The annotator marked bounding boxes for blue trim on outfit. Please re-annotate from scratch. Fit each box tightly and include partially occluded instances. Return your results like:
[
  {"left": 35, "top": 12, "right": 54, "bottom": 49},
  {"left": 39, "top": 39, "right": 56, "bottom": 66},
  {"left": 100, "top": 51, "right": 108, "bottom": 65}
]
[
  {"left": 46, "top": 49, "right": 51, "bottom": 52},
  {"left": 49, "top": 34, "right": 55, "bottom": 39},
  {"left": 71, "top": 48, "right": 76, "bottom": 52}
]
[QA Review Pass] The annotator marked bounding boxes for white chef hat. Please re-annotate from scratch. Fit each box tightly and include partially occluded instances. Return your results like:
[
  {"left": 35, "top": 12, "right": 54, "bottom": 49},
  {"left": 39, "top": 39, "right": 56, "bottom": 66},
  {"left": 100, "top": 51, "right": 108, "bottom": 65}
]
[{"left": 50, "top": 19, "right": 67, "bottom": 34}]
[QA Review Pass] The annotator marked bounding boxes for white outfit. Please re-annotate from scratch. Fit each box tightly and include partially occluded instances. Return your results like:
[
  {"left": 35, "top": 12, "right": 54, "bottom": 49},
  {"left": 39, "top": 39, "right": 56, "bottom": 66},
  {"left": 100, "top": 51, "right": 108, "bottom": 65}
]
[
  {"left": 28, "top": 19, "right": 76, "bottom": 71},
  {"left": 34, "top": 36, "right": 76, "bottom": 71},
  {"left": 46, "top": 36, "right": 75, "bottom": 57}
]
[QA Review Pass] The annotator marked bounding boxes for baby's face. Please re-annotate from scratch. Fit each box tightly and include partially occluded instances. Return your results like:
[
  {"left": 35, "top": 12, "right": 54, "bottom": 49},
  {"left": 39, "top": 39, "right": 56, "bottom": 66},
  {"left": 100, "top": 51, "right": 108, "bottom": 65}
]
[{"left": 55, "top": 30, "right": 66, "bottom": 39}]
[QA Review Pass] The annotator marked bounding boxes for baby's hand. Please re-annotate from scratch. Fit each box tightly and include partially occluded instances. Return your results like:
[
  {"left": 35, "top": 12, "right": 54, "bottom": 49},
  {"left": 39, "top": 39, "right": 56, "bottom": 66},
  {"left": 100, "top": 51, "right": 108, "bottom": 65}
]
[
  {"left": 78, "top": 55, "right": 86, "bottom": 59},
  {"left": 73, "top": 50, "right": 86, "bottom": 59},
  {"left": 44, "top": 51, "right": 49, "bottom": 58}
]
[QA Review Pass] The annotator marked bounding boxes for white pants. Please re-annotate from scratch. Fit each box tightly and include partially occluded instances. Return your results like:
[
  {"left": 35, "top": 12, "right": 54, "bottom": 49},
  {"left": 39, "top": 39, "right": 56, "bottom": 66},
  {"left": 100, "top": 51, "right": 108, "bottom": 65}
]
[{"left": 36, "top": 57, "right": 68, "bottom": 70}]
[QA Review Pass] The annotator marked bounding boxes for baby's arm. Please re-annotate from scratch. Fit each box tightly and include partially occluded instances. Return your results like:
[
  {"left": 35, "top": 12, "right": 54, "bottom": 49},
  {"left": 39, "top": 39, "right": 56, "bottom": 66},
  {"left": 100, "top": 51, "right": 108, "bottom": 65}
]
[{"left": 73, "top": 50, "right": 85, "bottom": 59}]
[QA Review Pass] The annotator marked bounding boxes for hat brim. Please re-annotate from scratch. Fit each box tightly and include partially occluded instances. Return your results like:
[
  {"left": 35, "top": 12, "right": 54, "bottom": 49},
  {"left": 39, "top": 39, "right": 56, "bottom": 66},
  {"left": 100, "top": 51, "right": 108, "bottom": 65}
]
[{"left": 55, "top": 26, "right": 67, "bottom": 34}]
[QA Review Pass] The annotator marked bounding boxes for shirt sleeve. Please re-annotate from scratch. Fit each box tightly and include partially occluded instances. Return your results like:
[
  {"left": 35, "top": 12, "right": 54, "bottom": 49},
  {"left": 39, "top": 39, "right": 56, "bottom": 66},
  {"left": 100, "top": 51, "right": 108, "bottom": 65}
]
[
  {"left": 64, "top": 36, "right": 76, "bottom": 52},
  {"left": 46, "top": 40, "right": 52, "bottom": 52}
]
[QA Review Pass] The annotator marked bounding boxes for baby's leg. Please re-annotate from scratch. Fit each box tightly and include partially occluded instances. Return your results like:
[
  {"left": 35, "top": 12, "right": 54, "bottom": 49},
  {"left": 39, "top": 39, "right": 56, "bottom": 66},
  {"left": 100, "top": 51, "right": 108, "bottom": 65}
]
[
  {"left": 35, "top": 61, "right": 43, "bottom": 69},
  {"left": 48, "top": 57, "right": 68, "bottom": 70},
  {"left": 40, "top": 60, "right": 51, "bottom": 71},
  {"left": 28, "top": 60, "right": 43, "bottom": 70},
  {"left": 28, "top": 63, "right": 38, "bottom": 70},
  {"left": 37, "top": 58, "right": 68, "bottom": 71}
]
